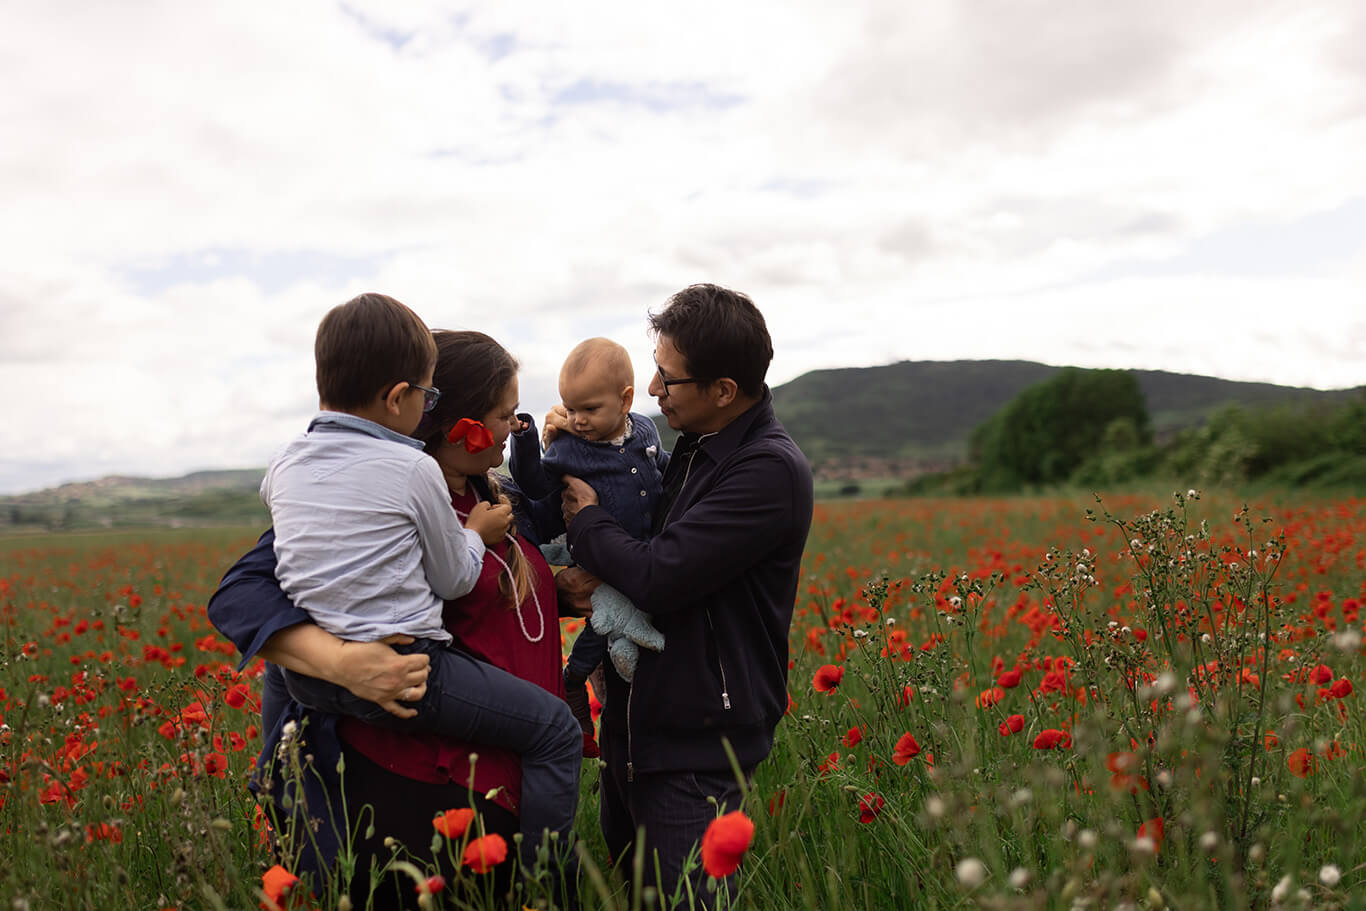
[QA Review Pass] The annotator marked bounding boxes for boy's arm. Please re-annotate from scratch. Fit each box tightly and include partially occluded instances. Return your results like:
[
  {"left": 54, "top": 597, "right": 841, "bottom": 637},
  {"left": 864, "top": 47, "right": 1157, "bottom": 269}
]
[
  {"left": 408, "top": 459, "right": 487, "bottom": 600},
  {"left": 508, "top": 412, "right": 561, "bottom": 501}
]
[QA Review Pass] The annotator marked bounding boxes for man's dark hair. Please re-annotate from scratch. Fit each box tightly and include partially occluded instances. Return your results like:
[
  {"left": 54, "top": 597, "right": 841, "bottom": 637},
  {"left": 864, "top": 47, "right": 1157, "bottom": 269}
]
[
  {"left": 315, "top": 293, "right": 437, "bottom": 410},
  {"left": 648, "top": 284, "right": 773, "bottom": 398}
]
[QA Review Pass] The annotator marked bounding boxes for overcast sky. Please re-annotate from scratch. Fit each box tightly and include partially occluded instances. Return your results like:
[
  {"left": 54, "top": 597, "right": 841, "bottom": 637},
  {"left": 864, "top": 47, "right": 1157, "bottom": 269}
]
[{"left": 3, "top": 1, "right": 1364, "bottom": 494}]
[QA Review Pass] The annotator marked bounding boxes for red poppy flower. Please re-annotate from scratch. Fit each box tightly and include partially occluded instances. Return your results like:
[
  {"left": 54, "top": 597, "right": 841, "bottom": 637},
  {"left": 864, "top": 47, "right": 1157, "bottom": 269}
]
[
  {"left": 1137, "top": 817, "right": 1164, "bottom": 853},
  {"left": 225, "top": 683, "right": 249, "bottom": 709},
  {"left": 1287, "top": 747, "right": 1316, "bottom": 778},
  {"left": 816, "top": 751, "right": 840, "bottom": 778},
  {"left": 1032, "top": 729, "right": 1071, "bottom": 750},
  {"left": 858, "top": 792, "right": 885, "bottom": 823},
  {"left": 843, "top": 726, "right": 864, "bottom": 747},
  {"left": 1329, "top": 678, "right": 1353, "bottom": 699},
  {"left": 462, "top": 833, "right": 508, "bottom": 873},
  {"left": 447, "top": 418, "right": 495, "bottom": 453},
  {"left": 1312, "top": 664, "right": 1334, "bottom": 685},
  {"left": 813, "top": 664, "right": 844, "bottom": 693},
  {"left": 700, "top": 810, "right": 755, "bottom": 877},
  {"left": 892, "top": 732, "right": 921, "bottom": 765},
  {"left": 260, "top": 864, "right": 298, "bottom": 911},
  {"left": 976, "top": 686, "right": 1005, "bottom": 708},
  {"left": 433, "top": 807, "right": 477, "bottom": 839},
  {"left": 997, "top": 668, "right": 1023, "bottom": 689},
  {"left": 417, "top": 875, "right": 446, "bottom": 896}
]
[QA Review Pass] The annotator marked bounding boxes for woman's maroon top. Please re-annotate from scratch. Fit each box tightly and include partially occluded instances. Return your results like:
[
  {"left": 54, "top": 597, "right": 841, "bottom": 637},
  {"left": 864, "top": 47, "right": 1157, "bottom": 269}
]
[{"left": 338, "top": 485, "right": 564, "bottom": 814}]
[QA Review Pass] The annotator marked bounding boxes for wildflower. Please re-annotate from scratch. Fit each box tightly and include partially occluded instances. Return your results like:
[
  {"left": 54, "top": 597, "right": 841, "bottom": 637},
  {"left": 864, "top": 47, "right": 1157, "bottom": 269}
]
[
  {"left": 1137, "top": 817, "right": 1164, "bottom": 854},
  {"left": 1032, "top": 729, "right": 1071, "bottom": 750},
  {"left": 225, "top": 683, "right": 250, "bottom": 709},
  {"left": 1271, "top": 875, "right": 1292, "bottom": 903},
  {"left": 1008, "top": 867, "right": 1030, "bottom": 889},
  {"left": 892, "top": 732, "right": 921, "bottom": 765},
  {"left": 925, "top": 795, "right": 945, "bottom": 819},
  {"left": 996, "top": 668, "right": 1023, "bottom": 688},
  {"left": 1287, "top": 748, "right": 1316, "bottom": 778},
  {"left": 433, "top": 808, "right": 476, "bottom": 839},
  {"left": 975, "top": 686, "right": 1004, "bottom": 708},
  {"left": 260, "top": 864, "right": 299, "bottom": 911},
  {"left": 812, "top": 664, "right": 844, "bottom": 693},
  {"left": 417, "top": 875, "right": 446, "bottom": 895},
  {"left": 955, "top": 857, "right": 987, "bottom": 888},
  {"left": 1329, "top": 678, "right": 1353, "bottom": 699},
  {"left": 842, "top": 726, "right": 863, "bottom": 747},
  {"left": 1319, "top": 864, "right": 1341, "bottom": 887},
  {"left": 998, "top": 714, "right": 1024, "bottom": 736},
  {"left": 858, "top": 792, "right": 884, "bottom": 823},
  {"left": 700, "top": 810, "right": 755, "bottom": 877},
  {"left": 462, "top": 833, "right": 508, "bottom": 873}
]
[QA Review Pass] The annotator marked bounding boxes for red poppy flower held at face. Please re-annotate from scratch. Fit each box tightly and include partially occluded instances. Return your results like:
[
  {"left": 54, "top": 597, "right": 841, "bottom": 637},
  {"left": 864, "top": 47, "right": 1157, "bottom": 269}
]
[
  {"left": 813, "top": 664, "right": 844, "bottom": 693},
  {"left": 447, "top": 418, "right": 495, "bottom": 453},
  {"left": 462, "top": 833, "right": 509, "bottom": 873},
  {"left": 892, "top": 732, "right": 921, "bottom": 765},
  {"left": 700, "top": 810, "right": 755, "bottom": 878},
  {"left": 858, "top": 792, "right": 885, "bottom": 823},
  {"left": 433, "top": 807, "right": 477, "bottom": 839}
]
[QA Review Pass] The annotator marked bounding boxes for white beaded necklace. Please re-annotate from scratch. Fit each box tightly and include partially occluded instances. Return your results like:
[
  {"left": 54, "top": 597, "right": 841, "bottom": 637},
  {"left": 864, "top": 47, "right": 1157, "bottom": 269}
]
[{"left": 455, "top": 502, "right": 545, "bottom": 644}]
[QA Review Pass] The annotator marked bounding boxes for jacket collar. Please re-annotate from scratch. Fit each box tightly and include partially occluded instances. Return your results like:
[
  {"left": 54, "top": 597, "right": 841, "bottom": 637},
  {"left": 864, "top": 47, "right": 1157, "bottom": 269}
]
[{"left": 688, "top": 386, "right": 775, "bottom": 464}]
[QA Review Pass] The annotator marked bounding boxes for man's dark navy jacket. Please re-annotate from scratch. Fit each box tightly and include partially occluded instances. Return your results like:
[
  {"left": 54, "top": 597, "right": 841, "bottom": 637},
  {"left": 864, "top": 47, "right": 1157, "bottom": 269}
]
[{"left": 566, "top": 388, "right": 813, "bottom": 776}]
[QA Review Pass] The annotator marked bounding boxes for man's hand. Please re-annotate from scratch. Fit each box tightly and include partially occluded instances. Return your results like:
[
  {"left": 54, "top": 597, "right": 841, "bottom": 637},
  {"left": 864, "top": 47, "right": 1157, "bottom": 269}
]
[
  {"left": 562, "top": 474, "right": 600, "bottom": 526},
  {"left": 543, "top": 404, "right": 571, "bottom": 447},
  {"left": 335, "top": 635, "right": 431, "bottom": 719},
  {"left": 555, "top": 566, "right": 600, "bottom": 618}
]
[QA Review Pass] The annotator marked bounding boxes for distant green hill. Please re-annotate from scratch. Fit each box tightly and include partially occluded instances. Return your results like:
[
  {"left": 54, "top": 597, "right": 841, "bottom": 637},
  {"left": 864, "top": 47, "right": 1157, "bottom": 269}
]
[{"left": 655, "top": 360, "right": 1364, "bottom": 474}]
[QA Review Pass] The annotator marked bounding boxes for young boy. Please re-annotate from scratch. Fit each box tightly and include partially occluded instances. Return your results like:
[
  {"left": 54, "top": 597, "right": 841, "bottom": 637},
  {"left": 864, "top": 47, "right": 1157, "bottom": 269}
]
[
  {"left": 508, "top": 337, "right": 670, "bottom": 749},
  {"left": 262, "top": 292, "right": 510, "bottom": 721}
]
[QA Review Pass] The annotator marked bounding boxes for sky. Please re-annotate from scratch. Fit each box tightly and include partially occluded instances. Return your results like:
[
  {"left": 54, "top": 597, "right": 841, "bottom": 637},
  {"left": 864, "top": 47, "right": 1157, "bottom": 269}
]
[{"left": 3, "top": 0, "right": 1365, "bottom": 494}]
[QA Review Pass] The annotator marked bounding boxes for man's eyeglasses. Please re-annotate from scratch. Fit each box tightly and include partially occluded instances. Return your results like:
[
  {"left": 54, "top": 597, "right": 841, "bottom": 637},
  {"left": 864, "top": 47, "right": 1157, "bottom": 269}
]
[
  {"left": 411, "top": 383, "right": 442, "bottom": 413},
  {"left": 654, "top": 361, "right": 703, "bottom": 399}
]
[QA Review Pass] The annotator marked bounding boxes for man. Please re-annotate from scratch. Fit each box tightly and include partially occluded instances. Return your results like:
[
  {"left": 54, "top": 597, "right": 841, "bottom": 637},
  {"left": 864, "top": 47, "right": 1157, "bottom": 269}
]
[{"left": 559, "top": 283, "right": 814, "bottom": 906}]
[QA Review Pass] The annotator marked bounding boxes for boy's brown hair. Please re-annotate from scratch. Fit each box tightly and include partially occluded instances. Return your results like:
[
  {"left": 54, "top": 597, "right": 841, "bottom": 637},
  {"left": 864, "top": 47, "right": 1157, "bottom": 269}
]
[{"left": 315, "top": 293, "right": 438, "bottom": 411}]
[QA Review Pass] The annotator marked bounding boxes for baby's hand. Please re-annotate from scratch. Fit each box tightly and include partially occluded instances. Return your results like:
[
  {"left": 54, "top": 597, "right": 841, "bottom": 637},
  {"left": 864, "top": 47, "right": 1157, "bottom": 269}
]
[
  {"left": 543, "top": 404, "right": 573, "bottom": 446},
  {"left": 465, "top": 501, "right": 514, "bottom": 545}
]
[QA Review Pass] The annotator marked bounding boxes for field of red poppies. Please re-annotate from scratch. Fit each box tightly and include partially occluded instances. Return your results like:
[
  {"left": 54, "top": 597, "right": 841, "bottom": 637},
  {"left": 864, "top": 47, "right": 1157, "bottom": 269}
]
[{"left": 2, "top": 490, "right": 1364, "bottom": 909}]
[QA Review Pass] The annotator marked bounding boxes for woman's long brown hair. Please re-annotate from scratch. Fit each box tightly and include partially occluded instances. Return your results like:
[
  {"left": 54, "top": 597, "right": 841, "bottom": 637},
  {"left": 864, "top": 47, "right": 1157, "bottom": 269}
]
[{"left": 417, "top": 330, "right": 535, "bottom": 608}]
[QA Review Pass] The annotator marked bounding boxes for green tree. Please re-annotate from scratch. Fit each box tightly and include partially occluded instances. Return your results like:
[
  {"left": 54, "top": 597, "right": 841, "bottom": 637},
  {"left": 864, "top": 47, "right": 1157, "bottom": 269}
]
[{"left": 976, "top": 367, "right": 1151, "bottom": 490}]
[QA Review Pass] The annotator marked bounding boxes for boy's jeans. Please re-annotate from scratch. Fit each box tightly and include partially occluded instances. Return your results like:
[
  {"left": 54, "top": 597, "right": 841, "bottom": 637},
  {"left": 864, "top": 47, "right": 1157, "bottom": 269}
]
[{"left": 284, "top": 638, "right": 581, "bottom": 870}]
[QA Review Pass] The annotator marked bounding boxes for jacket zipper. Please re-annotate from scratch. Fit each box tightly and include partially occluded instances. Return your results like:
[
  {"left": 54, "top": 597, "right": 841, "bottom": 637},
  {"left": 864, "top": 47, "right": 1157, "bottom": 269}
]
[
  {"left": 629, "top": 432, "right": 715, "bottom": 783},
  {"left": 706, "top": 608, "right": 732, "bottom": 710}
]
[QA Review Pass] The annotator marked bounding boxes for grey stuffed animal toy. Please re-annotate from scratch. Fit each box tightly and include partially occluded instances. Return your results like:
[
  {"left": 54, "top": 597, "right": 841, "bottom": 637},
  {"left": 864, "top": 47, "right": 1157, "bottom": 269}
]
[{"left": 540, "top": 537, "right": 664, "bottom": 681}]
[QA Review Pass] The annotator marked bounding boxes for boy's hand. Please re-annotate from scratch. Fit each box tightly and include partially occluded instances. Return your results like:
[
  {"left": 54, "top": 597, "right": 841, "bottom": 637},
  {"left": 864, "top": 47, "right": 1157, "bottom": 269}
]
[
  {"left": 465, "top": 500, "right": 514, "bottom": 545},
  {"left": 543, "top": 404, "right": 572, "bottom": 447}
]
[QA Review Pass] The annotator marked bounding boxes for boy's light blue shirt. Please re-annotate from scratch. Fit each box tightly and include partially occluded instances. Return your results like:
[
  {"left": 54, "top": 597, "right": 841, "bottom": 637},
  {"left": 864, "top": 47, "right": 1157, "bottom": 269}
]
[{"left": 261, "top": 411, "right": 486, "bottom": 643}]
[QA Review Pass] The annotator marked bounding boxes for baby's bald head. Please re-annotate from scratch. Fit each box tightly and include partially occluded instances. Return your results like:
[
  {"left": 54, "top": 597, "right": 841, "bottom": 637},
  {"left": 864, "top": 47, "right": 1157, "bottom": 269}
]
[{"left": 558, "top": 338, "right": 635, "bottom": 442}]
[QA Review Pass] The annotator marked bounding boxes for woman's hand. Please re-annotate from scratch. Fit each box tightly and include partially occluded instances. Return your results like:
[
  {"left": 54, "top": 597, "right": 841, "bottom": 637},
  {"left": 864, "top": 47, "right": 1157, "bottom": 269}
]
[
  {"left": 556, "top": 566, "right": 600, "bottom": 618},
  {"left": 337, "top": 635, "right": 432, "bottom": 718},
  {"left": 542, "top": 404, "right": 571, "bottom": 447},
  {"left": 465, "top": 500, "right": 514, "bottom": 544},
  {"left": 259, "top": 626, "right": 431, "bottom": 719}
]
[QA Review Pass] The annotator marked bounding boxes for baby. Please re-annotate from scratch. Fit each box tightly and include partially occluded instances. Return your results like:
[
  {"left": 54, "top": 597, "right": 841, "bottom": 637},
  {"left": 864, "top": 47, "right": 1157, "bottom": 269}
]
[{"left": 508, "top": 338, "right": 670, "bottom": 747}]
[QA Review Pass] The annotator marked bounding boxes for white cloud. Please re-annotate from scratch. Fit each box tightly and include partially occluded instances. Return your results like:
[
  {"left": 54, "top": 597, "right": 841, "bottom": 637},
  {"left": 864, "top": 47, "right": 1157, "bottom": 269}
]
[{"left": 1, "top": 0, "right": 1364, "bottom": 493}]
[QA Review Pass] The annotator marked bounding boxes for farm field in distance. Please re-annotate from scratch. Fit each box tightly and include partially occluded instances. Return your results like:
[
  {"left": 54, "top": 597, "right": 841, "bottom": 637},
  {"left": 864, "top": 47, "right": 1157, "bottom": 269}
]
[{"left": 2, "top": 490, "right": 1364, "bottom": 909}]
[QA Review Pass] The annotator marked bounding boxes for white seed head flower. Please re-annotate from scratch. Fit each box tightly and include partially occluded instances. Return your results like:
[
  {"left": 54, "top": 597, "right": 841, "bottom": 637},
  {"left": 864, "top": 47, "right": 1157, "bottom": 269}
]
[
  {"left": 1271, "top": 875, "right": 1292, "bottom": 903},
  {"left": 955, "top": 858, "right": 988, "bottom": 889},
  {"left": 1078, "top": 829, "right": 1097, "bottom": 850},
  {"left": 1131, "top": 836, "right": 1156, "bottom": 856},
  {"left": 1156, "top": 770, "right": 1173, "bottom": 788},
  {"left": 1008, "top": 867, "right": 1030, "bottom": 889},
  {"left": 1319, "top": 864, "right": 1341, "bottom": 887},
  {"left": 1334, "top": 629, "right": 1362, "bottom": 651},
  {"left": 949, "top": 595, "right": 962, "bottom": 608},
  {"left": 1199, "top": 831, "right": 1219, "bottom": 850},
  {"left": 1251, "top": 776, "right": 1261, "bottom": 787},
  {"left": 1248, "top": 843, "right": 1265, "bottom": 863},
  {"left": 853, "top": 629, "right": 868, "bottom": 638},
  {"left": 925, "top": 795, "right": 946, "bottom": 819}
]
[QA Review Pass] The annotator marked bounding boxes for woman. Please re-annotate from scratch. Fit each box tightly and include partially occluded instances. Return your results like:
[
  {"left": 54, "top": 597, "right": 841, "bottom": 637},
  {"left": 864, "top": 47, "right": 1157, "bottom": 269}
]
[{"left": 208, "top": 330, "right": 581, "bottom": 909}]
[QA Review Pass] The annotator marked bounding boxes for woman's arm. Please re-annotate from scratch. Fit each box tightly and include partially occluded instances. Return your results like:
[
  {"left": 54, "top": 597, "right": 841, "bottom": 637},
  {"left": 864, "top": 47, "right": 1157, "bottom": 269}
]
[
  {"left": 207, "top": 529, "right": 429, "bottom": 718},
  {"left": 259, "top": 625, "right": 430, "bottom": 719}
]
